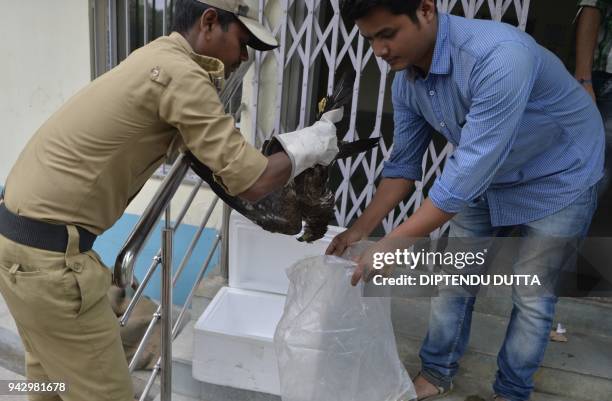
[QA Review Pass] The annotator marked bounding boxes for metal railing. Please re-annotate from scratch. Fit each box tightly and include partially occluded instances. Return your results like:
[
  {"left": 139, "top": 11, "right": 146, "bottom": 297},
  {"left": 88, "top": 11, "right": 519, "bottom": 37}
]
[{"left": 113, "top": 62, "right": 251, "bottom": 401}]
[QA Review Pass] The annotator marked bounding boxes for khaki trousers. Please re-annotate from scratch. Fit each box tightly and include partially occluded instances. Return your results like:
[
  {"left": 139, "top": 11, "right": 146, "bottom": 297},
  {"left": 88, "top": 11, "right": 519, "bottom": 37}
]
[{"left": 0, "top": 226, "right": 134, "bottom": 401}]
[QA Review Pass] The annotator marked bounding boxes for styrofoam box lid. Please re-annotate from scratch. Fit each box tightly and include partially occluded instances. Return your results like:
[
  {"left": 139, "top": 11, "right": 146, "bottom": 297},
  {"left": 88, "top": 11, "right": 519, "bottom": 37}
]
[{"left": 228, "top": 211, "right": 344, "bottom": 294}]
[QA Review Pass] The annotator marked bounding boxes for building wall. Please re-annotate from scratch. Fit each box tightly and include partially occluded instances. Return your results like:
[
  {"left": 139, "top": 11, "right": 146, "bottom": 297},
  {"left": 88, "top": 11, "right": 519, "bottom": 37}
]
[
  {"left": 0, "top": 1, "right": 222, "bottom": 227},
  {"left": 0, "top": 0, "right": 91, "bottom": 184}
]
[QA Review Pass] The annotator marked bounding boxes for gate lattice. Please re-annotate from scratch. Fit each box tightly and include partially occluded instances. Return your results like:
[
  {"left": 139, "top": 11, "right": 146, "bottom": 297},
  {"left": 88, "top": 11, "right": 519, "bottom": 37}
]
[{"left": 246, "top": 0, "right": 531, "bottom": 236}]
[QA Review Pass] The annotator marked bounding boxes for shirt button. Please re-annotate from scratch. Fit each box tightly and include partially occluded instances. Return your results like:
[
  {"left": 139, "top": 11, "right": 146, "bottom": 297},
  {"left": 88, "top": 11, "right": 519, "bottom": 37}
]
[
  {"left": 440, "top": 122, "right": 446, "bottom": 127},
  {"left": 429, "top": 90, "right": 435, "bottom": 96}
]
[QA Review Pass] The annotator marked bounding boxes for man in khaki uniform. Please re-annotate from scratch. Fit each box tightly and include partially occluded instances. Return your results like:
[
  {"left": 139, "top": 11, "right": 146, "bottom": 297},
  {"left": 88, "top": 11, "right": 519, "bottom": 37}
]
[{"left": 0, "top": 1, "right": 342, "bottom": 400}]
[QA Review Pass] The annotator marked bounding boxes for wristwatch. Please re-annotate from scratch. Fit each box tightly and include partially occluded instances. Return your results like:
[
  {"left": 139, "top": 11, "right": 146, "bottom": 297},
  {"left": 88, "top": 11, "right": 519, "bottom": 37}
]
[{"left": 577, "top": 78, "right": 593, "bottom": 85}]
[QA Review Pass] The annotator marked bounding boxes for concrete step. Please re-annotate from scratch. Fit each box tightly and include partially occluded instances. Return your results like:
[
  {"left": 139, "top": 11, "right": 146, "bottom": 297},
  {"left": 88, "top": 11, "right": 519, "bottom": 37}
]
[
  {"left": 0, "top": 326, "right": 24, "bottom": 376},
  {"left": 392, "top": 298, "right": 612, "bottom": 401},
  {"left": 471, "top": 289, "right": 612, "bottom": 335},
  {"left": 402, "top": 367, "right": 583, "bottom": 401},
  {"left": 190, "top": 269, "right": 226, "bottom": 320},
  {"left": 133, "top": 369, "right": 160, "bottom": 401},
  {"left": 0, "top": 293, "right": 24, "bottom": 376},
  {"left": 153, "top": 393, "right": 199, "bottom": 401},
  {"left": 174, "top": 317, "right": 587, "bottom": 401},
  {"left": 188, "top": 274, "right": 612, "bottom": 400}
]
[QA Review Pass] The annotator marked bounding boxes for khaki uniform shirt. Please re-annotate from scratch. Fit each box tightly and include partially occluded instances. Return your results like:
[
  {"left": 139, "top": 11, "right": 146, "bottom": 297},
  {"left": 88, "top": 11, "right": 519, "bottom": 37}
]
[{"left": 4, "top": 32, "right": 267, "bottom": 235}]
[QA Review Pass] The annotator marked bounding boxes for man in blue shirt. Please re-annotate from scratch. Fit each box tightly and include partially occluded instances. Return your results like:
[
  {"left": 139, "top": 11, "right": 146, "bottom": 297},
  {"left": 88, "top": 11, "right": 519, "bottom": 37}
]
[{"left": 326, "top": 1, "right": 604, "bottom": 400}]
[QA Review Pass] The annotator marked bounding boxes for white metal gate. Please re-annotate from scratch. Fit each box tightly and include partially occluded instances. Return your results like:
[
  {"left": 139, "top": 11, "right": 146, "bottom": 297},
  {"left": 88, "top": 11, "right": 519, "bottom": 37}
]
[{"left": 245, "top": 0, "right": 531, "bottom": 236}]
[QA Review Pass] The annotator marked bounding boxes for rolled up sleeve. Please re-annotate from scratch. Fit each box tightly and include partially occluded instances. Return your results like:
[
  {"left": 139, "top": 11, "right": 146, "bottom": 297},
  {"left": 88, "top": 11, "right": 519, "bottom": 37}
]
[
  {"left": 382, "top": 77, "right": 432, "bottom": 181},
  {"left": 159, "top": 68, "right": 267, "bottom": 195},
  {"left": 429, "top": 43, "right": 536, "bottom": 213}
]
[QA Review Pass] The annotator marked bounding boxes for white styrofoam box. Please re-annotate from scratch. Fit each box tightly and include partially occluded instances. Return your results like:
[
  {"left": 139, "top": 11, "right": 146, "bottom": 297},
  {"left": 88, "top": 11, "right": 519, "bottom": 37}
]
[
  {"left": 193, "top": 286, "right": 286, "bottom": 395},
  {"left": 193, "top": 212, "right": 344, "bottom": 395},
  {"left": 228, "top": 211, "right": 344, "bottom": 294}
]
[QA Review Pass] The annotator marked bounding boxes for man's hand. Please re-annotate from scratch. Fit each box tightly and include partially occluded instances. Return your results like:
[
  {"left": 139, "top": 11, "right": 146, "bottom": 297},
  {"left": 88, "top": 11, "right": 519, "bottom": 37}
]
[
  {"left": 236, "top": 108, "right": 343, "bottom": 201},
  {"left": 350, "top": 236, "right": 402, "bottom": 286},
  {"left": 325, "top": 226, "right": 367, "bottom": 256},
  {"left": 349, "top": 199, "right": 455, "bottom": 286},
  {"left": 275, "top": 108, "right": 343, "bottom": 179},
  {"left": 325, "top": 178, "right": 415, "bottom": 257}
]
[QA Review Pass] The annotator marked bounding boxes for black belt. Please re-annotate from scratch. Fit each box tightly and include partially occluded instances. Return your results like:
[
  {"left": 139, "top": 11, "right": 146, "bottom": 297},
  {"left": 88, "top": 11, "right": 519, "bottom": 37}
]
[{"left": 0, "top": 202, "right": 96, "bottom": 253}]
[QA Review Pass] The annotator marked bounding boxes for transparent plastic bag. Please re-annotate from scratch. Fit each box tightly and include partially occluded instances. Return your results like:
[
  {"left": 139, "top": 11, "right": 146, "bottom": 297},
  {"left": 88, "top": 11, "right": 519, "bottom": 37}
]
[{"left": 273, "top": 246, "right": 416, "bottom": 401}]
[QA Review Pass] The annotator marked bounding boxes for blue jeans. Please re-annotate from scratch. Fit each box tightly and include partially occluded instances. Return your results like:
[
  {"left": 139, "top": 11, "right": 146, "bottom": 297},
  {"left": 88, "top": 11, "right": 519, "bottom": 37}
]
[
  {"left": 418, "top": 185, "right": 599, "bottom": 401},
  {"left": 593, "top": 71, "right": 612, "bottom": 196}
]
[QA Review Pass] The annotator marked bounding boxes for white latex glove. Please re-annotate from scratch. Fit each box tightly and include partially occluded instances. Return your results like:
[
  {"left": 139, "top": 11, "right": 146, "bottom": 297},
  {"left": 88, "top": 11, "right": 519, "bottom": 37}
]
[{"left": 275, "top": 108, "right": 343, "bottom": 180}]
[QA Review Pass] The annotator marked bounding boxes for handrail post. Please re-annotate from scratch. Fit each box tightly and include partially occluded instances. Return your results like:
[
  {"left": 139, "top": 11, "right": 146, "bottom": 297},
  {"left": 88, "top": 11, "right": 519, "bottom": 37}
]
[
  {"left": 160, "top": 205, "right": 173, "bottom": 401},
  {"left": 219, "top": 203, "right": 231, "bottom": 280}
]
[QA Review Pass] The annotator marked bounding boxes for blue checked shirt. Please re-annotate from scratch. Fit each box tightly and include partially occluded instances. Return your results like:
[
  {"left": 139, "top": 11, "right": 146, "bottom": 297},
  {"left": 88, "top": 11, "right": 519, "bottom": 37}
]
[{"left": 383, "top": 13, "right": 605, "bottom": 226}]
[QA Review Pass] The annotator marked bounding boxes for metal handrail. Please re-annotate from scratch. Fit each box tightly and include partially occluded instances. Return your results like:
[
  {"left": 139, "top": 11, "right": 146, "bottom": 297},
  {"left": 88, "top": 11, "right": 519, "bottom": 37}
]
[
  {"left": 113, "top": 153, "right": 191, "bottom": 288},
  {"left": 119, "top": 178, "right": 203, "bottom": 326},
  {"left": 127, "top": 196, "right": 219, "bottom": 372}
]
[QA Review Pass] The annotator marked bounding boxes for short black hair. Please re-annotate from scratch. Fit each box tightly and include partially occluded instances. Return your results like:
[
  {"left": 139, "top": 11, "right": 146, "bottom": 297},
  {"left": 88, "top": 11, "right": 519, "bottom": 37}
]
[
  {"left": 340, "top": 0, "right": 434, "bottom": 24},
  {"left": 172, "top": 0, "right": 238, "bottom": 34}
]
